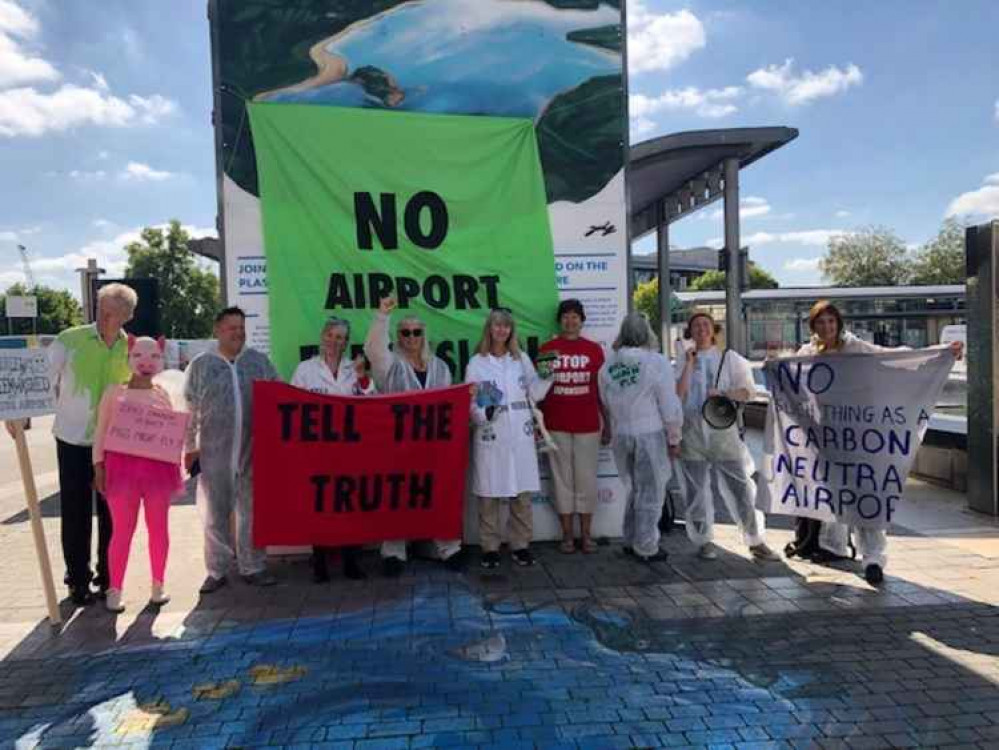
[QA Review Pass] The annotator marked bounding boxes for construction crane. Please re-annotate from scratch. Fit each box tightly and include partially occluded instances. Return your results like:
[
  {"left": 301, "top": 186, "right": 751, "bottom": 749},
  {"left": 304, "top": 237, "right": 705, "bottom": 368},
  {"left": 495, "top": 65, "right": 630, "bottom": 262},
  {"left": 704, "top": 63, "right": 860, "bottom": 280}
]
[{"left": 16, "top": 244, "right": 37, "bottom": 290}]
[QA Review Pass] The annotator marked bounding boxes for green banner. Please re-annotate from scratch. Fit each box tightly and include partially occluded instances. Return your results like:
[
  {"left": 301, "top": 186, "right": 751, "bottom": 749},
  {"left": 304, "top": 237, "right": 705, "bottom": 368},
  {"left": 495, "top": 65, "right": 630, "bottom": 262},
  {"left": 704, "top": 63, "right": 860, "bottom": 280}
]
[{"left": 248, "top": 103, "right": 559, "bottom": 379}]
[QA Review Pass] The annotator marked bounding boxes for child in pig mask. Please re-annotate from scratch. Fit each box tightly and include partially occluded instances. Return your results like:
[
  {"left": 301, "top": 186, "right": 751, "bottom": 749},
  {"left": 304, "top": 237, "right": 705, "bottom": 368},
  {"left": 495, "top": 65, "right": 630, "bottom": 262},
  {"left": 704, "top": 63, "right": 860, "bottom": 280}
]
[{"left": 92, "top": 336, "right": 183, "bottom": 612}]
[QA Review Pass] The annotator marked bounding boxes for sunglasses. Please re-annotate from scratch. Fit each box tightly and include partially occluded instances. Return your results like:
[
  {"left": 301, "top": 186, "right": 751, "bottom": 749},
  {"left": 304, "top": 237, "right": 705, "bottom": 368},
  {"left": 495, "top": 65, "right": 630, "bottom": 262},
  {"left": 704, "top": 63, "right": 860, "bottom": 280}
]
[
  {"left": 399, "top": 328, "right": 424, "bottom": 338},
  {"left": 492, "top": 306, "right": 512, "bottom": 314}
]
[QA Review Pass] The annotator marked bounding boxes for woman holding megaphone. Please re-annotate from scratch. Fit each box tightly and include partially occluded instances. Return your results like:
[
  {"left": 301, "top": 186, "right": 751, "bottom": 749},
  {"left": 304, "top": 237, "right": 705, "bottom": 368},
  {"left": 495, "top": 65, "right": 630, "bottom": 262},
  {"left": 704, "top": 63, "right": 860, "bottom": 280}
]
[{"left": 675, "top": 311, "right": 780, "bottom": 563}]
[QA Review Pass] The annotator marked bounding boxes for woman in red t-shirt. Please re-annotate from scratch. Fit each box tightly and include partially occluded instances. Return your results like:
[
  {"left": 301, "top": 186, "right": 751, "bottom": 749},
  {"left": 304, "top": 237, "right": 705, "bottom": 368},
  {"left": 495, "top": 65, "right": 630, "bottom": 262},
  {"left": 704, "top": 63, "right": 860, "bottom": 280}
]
[{"left": 539, "top": 299, "right": 608, "bottom": 554}]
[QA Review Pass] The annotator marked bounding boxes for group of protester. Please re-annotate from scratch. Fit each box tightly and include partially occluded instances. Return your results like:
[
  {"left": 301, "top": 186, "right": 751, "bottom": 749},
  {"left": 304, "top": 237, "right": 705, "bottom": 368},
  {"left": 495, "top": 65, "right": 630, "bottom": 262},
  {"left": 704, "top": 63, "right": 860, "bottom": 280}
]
[{"left": 22, "top": 283, "right": 961, "bottom": 613}]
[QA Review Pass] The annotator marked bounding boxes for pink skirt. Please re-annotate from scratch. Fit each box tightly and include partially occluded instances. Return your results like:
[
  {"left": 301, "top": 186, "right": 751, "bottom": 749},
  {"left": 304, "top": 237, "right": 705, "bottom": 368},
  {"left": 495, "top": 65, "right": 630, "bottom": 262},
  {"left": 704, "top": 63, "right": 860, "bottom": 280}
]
[{"left": 105, "top": 451, "right": 183, "bottom": 499}]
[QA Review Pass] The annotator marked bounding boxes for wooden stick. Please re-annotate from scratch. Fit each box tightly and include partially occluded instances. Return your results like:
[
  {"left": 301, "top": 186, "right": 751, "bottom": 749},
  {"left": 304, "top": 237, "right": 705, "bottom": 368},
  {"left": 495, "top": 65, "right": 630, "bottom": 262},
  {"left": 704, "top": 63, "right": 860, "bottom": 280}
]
[{"left": 11, "top": 420, "right": 61, "bottom": 626}]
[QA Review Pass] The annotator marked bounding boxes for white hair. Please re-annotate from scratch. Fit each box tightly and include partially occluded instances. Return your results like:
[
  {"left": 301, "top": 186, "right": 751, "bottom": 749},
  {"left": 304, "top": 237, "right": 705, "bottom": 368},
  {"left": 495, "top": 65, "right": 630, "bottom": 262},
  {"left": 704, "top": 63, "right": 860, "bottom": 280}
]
[{"left": 97, "top": 283, "right": 138, "bottom": 315}]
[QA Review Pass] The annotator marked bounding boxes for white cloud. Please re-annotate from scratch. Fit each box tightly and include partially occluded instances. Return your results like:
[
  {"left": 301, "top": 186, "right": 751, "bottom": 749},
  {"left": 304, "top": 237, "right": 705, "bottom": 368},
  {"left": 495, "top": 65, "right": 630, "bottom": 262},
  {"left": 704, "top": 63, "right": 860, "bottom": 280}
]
[
  {"left": 783, "top": 257, "right": 822, "bottom": 272},
  {"left": 0, "top": 0, "right": 59, "bottom": 87},
  {"left": 705, "top": 196, "right": 771, "bottom": 220},
  {"left": 835, "top": 210, "right": 851, "bottom": 218},
  {"left": 628, "top": 2, "right": 706, "bottom": 75},
  {"left": 0, "top": 85, "right": 176, "bottom": 136},
  {"left": 706, "top": 228, "right": 848, "bottom": 248},
  {"left": 1, "top": 223, "right": 218, "bottom": 295},
  {"left": 994, "top": 99, "right": 998, "bottom": 122},
  {"left": 747, "top": 58, "right": 862, "bottom": 105},
  {"left": 630, "top": 117, "right": 656, "bottom": 139},
  {"left": 92, "top": 218, "right": 115, "bottom": 229},
  {"left": 68, "top": 168, "right": 107, "bottom": 181},
  {"left": 631, "top": 86, "right": 741, "bottom": 120},
  {"left": 946, "top": 173, "right": 999, "bottom": 219},
  {"left": 120, "top": 161, "right": 174, "bottom": 181},
  {"left": 0, "top": 229, "right": 17, "bottom": 241},
  {"left": 85, "top": 69, "right": 109, "bottom": 92}
]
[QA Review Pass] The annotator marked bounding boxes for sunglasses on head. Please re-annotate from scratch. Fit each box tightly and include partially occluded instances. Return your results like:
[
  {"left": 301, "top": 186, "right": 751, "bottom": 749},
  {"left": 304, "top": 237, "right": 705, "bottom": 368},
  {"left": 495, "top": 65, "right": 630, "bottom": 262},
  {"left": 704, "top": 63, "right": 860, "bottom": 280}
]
[
  {"left": 399, "top": 328, "right": 424, "bottom": 338},
  {"left": 492, "top": 306, "right": 512, "bottom": 314}
]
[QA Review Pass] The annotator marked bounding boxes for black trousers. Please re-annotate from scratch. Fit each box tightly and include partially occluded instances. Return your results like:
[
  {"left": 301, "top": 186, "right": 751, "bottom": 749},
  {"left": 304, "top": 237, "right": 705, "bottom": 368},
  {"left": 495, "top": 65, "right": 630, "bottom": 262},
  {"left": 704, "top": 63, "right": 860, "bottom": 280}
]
[{"left": 56, "top": 439, "right": 112, "bottom": 590}]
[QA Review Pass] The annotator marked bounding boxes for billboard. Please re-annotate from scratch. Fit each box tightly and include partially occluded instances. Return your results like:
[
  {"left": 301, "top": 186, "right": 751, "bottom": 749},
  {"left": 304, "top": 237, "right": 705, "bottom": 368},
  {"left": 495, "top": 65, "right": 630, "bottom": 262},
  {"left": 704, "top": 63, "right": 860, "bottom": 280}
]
[{"left": 209, "top": 0, "right": 630, "bottom": 536}]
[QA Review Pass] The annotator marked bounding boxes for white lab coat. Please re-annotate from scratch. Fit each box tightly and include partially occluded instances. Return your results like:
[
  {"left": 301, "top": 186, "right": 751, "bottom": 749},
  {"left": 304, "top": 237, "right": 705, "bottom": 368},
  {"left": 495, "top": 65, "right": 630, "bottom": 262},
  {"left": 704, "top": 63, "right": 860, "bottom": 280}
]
[
  {"left": 290, "top": 355, "right": 375, "bottom": 396},
  {"left": 466, "top": 352, "right": 552, "bottom": 498}
]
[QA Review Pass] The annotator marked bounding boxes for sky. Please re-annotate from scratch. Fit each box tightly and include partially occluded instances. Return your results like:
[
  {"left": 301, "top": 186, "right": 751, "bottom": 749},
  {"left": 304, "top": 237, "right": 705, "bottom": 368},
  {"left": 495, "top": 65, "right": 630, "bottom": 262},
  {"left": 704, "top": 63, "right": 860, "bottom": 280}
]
[{"left": 0, "top": 0, "right": 997, "bottom": 295}]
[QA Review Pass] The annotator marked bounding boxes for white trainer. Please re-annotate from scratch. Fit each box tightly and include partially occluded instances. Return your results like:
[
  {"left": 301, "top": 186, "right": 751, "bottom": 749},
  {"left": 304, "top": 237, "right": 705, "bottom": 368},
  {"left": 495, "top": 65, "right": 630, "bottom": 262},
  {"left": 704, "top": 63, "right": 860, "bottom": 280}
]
[{"left": 105, "top": 588, "right": 125, "bottom": 613}]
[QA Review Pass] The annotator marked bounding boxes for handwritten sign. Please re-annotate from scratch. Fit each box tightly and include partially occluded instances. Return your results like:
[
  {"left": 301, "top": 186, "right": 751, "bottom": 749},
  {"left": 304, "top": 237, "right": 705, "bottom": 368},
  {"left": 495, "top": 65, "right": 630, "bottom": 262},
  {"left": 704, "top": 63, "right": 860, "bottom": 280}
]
[
  {"left": 759, "top": 349, "right": 953, "bottom": 529},
  {"left": 253, "top": 381, "right": 470, "bottom": 546},
  {"left": 0, "top": 349, "right": 54, "bottom": 420},
  {"left": 104, "top": 399, "right": 189, "bottom": 464}
]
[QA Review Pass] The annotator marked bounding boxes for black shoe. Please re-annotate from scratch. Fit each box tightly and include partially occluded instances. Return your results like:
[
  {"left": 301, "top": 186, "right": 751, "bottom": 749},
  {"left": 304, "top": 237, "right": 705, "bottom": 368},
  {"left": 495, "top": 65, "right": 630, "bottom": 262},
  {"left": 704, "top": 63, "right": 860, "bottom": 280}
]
[
  {"left": 637, "top": 550, "right": 669, "bottom": 564},
  {"left": 443, "top": 550, "right": 467, "bottom": 572},
  {"left": 69, "top": 586, "right": 95, "bottom": 606},
  {"left": 512, "top": 549, "right": 535, "bottom": 567},
  {"left": 343, "top": 557, "right": 366, "bottom": 581},
  {"left": 864, "top": 564, "right": 884, "bottom": 586},
  {"left": 480, "top": 551, "right": 501, "bottom": 570},
  {"left": 199, "top": 575, "right": 227, "bottom": 594},
  {"left": 622, "top": 545, "right": 634, "bottom": 556},
  {"left": 382, "top": 557, "right": 404, "bottom": 578}
]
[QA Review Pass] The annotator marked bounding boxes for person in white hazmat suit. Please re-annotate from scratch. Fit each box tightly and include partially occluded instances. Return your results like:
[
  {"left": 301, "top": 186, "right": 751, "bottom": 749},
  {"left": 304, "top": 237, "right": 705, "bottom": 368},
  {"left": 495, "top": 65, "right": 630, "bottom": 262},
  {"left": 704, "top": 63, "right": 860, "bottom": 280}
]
[
  {"left": 291, "top": 316, "right": 374, "bottom": 582},
  {"left": 598, "top": 312, "right": 683, "bottom": 562},
  {"left": 364, "top": 296, "right": 463, "bottom": 577},
  {"left": 793, "top": 300, "right": 963, "bottom": 585},
  {"left": 676, "top": 311, "right": 780, "bottom": 563},
  {"left": 184, "top": 307, "right": 280, "bottom": 593},
  {"left": 466, "top": 308, "right": 553, "bottom": 570}
]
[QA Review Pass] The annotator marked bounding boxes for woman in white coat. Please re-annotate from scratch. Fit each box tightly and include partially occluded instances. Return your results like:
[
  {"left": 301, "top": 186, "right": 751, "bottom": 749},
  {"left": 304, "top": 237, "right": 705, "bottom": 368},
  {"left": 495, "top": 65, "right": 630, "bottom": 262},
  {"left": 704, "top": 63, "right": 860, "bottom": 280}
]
[
  {"left": 676, "top": 311, "right": 780, "bottom": 562},
  {"left": 794, "top": 300, "right": 963, "bottom": 585},
  {"left": 291, "top": 317, "right": 373, "bottom": 582},
  {"left": 466, "top": 308, "right": 552, "bottom": 569},
  {"left": 599, "top": 312, "right": 683, "bottom": 562},
  {"left": 364, "top": 296, "right": 462, "bottom": 576}
]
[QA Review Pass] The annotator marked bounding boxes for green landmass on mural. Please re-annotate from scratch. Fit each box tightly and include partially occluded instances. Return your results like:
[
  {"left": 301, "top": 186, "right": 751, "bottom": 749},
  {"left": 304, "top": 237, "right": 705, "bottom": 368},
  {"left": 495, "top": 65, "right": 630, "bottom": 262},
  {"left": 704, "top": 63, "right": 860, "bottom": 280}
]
[
  {"left": 536, "top": 74, "right": 625, "bottom": 204},
  {"left": 566, "top": 25, "right": 621, "bottom": 53}
]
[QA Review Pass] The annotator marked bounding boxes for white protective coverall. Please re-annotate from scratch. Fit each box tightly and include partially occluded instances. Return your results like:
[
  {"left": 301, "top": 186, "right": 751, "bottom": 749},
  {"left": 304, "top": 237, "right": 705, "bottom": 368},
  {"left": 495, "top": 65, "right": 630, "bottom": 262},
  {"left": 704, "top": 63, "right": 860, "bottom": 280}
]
[
  {"left": 184, "top": 344, "right": 278, "bottom": 578},
  {"left": 796, "top": 331, "right": 895, "bottom": 568},
  {"left": 677, "top": 346, "right": 767, "bottom": 548},
  {"left": 598, "top": 347, "right": 683, "bottom": 558},
  {"left": 466, "top": 352, "right": 552, "bottom": 551},
  {"left": 363, "top": 312, "right": 457, "bottom": 562}
]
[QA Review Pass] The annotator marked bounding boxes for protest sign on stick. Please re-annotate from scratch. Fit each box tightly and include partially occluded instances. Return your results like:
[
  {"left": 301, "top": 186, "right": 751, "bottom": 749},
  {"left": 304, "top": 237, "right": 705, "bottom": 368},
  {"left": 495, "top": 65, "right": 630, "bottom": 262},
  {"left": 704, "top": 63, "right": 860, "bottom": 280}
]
[
  {"left": 253, "top": 381, "right": 471, "bottom": 547},
  {"left": 1, "top": 349, "right": 60, "bottom": 625},
  {"left": 103, "top": 399, "right": 189, "bottom": 464},
  {"left": 759, "top": 349, "right": 954, "bottom": 529}
]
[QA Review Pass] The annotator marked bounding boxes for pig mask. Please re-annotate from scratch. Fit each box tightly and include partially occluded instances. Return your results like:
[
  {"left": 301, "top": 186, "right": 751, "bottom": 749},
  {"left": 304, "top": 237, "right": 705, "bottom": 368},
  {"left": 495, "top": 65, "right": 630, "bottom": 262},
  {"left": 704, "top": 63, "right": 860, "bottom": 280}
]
[{"left": 127, "top": 335, "right": 166, "bottom": 378}]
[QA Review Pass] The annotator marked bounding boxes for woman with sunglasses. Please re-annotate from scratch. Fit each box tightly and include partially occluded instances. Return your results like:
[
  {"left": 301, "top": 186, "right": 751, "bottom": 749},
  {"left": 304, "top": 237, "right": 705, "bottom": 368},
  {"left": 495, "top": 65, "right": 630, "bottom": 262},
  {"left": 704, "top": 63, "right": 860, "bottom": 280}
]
[
  {"left": 466, "top": 307, "right": 553, "bottom": 569},
  {"left": 291, "top": 316, "right": 373, "bottom": 582},
  {"left": 364, "top": 295, "right": 463, "bottom": 576}
]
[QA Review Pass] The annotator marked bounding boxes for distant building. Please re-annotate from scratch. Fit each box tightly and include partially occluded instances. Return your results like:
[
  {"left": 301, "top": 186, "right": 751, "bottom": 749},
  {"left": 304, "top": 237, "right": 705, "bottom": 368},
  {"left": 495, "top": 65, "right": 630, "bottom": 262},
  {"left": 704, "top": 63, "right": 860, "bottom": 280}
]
[{"left": 631, "top": 247, "right": 720, "bottom": 290}]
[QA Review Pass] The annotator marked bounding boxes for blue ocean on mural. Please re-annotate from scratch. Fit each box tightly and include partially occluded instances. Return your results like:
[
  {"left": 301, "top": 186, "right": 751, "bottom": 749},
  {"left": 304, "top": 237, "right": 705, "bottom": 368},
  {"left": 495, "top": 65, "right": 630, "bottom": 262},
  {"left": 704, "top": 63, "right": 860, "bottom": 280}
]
[{"left": 262, "top": 0, "right": 620, "bottom": 118}]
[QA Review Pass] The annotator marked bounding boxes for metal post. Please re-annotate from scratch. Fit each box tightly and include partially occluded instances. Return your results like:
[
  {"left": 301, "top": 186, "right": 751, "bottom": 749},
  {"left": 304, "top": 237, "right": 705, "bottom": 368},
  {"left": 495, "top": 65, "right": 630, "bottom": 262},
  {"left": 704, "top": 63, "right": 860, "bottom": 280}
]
[
  {"left": 965, "top": 222, "right": 998, "bottom": 515},
  {"left": 723, "top": 157, "right": 743, "bottom": 353},
  {"left": 77, "top": 259, "right": 104, "bottom": 324},
  {"left": 656, "top": 202, "right": 670, "bottom": 354},
  {"left": 208, "top": 0, "right": 229, "bottom": 306}
]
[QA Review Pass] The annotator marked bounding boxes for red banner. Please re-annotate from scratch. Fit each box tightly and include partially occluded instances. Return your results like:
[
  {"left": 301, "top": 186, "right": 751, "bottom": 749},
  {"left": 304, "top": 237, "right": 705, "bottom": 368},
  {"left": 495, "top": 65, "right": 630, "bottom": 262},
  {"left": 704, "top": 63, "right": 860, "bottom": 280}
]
[{"left": 253, "top": 381, "right": 470, "bottom": 546}]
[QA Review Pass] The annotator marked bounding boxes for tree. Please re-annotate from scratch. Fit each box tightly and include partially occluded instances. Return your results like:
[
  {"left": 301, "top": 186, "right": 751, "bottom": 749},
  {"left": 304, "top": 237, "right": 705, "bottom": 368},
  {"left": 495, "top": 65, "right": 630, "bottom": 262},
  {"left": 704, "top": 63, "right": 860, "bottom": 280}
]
[
  {"left": 0, "top": 283, "right": 82, "bottom": 334},
  {"left": 688, "top": 265, "right": 779, "bottom": 291},
  {"left": 124, "top": 220, "right": 220, "bottom": 338},
  {"left": 633, "top": 277, "right": 684, "bottom": 340},
  {"left": 910, "top": 217, "right": 965, "bottom": 285},
  {"left": 819, "top": 226, "right": 910, "bottom": 286}
]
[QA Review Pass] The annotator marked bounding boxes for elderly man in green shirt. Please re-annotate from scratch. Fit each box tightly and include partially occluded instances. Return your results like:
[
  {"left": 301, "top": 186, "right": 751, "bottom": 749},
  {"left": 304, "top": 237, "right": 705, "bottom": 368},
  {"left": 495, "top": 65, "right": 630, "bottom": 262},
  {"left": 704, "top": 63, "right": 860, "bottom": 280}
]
[{"left": 49, "top": 284, "right": 135, "bottom": 605}]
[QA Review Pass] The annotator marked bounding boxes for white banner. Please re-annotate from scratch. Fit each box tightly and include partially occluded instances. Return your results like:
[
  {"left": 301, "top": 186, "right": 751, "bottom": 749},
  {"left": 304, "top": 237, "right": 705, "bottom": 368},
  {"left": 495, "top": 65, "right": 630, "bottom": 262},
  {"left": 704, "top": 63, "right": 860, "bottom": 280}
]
[
  {"left": 0, "top": 349, "right": 54, "bottom": 420},
  {"left": 759, "top": 349, "right": 954, "bottom": 529}
]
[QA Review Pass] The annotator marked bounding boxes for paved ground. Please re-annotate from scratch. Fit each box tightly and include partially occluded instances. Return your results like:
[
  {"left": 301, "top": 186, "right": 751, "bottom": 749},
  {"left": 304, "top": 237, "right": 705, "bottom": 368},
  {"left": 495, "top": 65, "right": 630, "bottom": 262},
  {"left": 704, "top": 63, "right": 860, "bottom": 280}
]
[{"left": 2, "top": 419, "right": 999, "bottom": 749}]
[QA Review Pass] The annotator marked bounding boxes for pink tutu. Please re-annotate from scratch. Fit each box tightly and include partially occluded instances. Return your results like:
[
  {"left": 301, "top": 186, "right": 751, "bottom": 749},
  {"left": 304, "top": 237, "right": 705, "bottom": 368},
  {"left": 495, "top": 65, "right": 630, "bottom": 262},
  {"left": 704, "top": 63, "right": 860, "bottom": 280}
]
[{"left": 105, "top": 451, "right": 183, "bottom": 499}]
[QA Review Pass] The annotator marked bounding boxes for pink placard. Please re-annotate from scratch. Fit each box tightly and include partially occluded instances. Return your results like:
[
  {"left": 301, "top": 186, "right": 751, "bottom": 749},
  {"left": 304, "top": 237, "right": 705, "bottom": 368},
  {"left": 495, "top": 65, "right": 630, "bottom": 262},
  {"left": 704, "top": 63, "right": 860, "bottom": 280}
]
[{"left": 104, "top": 399, "right": 190, "bottom": 464}]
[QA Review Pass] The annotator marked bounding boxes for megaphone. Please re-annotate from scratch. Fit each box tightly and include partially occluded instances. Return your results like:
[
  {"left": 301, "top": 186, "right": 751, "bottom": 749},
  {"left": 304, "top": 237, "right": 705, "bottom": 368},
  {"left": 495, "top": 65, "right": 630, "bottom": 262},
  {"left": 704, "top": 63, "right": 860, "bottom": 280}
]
[{"left": 702, "top": 394, "right": 738, "bottom": 430}]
